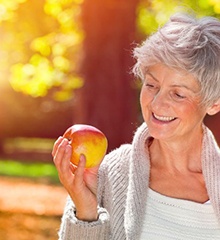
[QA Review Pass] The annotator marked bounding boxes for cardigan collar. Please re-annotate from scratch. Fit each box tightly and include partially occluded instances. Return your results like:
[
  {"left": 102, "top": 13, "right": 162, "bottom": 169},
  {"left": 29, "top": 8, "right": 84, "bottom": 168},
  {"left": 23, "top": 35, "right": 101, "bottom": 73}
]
[
  {"left": 124, "top": 122, "right": 220, "bottom": 239},
  {"left": 201, "top": 126, "right": 220, "bottom": 222},
  {"left": 124, "top": 123, "right": 151, "bottom": 239}
]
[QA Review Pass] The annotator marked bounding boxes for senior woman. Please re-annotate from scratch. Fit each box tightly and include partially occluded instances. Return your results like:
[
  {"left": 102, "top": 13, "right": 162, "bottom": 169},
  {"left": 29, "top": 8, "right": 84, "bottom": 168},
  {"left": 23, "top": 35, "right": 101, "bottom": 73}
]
[{"left": 52, "top": 12, "right": 220, "bottom": 239}]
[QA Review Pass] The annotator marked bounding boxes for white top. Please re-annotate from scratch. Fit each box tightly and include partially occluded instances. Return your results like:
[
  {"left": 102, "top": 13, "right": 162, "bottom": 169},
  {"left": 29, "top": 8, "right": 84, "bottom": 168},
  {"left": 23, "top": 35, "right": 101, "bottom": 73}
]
[{"left": 140, "top": 189, "right": 220, "bottom": 239}]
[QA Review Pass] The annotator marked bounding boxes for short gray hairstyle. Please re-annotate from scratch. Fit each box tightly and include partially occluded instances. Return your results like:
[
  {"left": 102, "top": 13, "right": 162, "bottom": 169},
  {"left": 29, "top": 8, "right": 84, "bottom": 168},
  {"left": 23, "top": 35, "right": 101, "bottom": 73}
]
[{"left": 133, "top": 12, "right": 220, "bottom": 106}]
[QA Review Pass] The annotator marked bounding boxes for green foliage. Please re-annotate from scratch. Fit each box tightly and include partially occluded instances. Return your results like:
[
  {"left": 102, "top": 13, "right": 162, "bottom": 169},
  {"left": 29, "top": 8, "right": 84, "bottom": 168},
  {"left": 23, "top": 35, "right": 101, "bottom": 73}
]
[
  {"left": 0, "top": 0, "right": 84, "bottom": 101},
  {"left": 137, "top": 0, "right": 220, "bottom": 36},
  {"left": 0, "top": 160, "right": 59, "bottom": 182}
]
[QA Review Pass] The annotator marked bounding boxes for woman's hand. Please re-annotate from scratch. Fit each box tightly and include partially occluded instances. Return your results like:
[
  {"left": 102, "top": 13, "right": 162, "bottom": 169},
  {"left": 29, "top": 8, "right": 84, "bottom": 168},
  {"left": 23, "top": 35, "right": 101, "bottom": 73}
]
[{"left": 52, "top": 137, "right": 99, "bottom": 221}]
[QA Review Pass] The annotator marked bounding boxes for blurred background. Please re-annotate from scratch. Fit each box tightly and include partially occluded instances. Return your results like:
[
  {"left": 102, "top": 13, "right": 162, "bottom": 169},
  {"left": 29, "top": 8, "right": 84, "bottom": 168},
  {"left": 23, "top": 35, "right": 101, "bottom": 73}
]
[{"left": 0, "top": 0, "right": 219, "bottom": 239}]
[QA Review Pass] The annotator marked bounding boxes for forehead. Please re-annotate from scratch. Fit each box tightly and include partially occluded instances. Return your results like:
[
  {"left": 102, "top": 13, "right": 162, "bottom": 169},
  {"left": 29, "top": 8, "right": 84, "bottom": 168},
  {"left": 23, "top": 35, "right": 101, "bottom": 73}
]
[{"left": 146, "top": 64, "right": 200, "bottom": 91}]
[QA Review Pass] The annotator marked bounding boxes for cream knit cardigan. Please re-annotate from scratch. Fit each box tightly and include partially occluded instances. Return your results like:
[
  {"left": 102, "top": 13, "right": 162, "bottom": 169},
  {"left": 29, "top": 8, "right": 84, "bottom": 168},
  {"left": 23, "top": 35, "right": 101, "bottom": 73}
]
[{"left": 58, "top": 123, "right": 220, "bottom": 240}]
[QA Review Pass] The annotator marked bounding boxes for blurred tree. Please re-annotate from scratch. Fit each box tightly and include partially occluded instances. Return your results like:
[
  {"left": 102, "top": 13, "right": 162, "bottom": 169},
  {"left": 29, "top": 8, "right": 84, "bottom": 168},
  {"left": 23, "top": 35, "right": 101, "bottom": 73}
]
[
  {"left": 0, "top": 0, "right": 141, "bottom": 152},
  {"left": 73, "top": 0, "right": 140, "bottom": 150},
  {"left": 0, "top": 0, "right": 85, "bottom": 154}
]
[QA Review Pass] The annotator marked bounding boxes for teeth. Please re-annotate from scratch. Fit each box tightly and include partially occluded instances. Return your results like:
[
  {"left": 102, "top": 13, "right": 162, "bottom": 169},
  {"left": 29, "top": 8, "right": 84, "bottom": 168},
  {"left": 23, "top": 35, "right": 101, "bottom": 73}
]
[{"left": 153, "top": 113, "right": 176, "bottom": 122}]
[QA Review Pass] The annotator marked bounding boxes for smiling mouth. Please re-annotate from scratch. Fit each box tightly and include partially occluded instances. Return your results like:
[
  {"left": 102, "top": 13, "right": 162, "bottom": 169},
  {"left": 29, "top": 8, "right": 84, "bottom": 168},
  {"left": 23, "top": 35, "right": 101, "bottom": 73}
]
[{"left": 153, "top": 113, "right": 177, "bottom": 122}]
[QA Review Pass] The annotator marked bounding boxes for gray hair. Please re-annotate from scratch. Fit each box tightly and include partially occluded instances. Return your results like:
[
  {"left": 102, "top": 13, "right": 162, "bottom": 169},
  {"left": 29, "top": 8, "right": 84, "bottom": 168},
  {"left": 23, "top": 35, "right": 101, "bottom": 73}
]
[{"left": 133, "top": 13, "right": 220, "bottom": 106}]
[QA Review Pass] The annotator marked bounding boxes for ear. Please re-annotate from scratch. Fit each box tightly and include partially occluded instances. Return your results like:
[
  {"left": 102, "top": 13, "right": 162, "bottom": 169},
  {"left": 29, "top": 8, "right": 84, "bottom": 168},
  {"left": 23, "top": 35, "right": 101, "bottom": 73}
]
[{"left": 207, "top": 99, "right": 220, "bottom": 116}]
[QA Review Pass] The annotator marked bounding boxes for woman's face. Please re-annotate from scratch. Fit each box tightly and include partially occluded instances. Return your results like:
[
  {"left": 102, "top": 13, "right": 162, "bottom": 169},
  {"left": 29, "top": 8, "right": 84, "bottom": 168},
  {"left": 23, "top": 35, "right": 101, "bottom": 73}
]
[{"left": 140, "top": 64, "right": 207, "bottom": 142}]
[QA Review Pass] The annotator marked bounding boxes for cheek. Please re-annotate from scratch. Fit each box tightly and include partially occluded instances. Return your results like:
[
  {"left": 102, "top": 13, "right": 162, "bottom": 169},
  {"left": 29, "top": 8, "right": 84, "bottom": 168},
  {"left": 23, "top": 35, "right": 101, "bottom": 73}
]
[
  {"left": 177, "top": 102, "right": 205, "bottom": 122},
  {"left": 140, "top": 88, "right": 152, "bottom": 106},
  {"left": 140, "top": 89, "right": 154, "bottom": 121}
]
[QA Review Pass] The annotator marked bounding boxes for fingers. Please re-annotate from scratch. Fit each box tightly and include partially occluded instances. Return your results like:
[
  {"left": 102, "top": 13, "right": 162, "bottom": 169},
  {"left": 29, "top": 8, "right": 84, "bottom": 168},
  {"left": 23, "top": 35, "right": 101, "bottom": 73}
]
[
  {"left": 52, "top": 139, "right": 87, "bottom": 189},
  {"left": 53, "top": 138, "right": 69, "bottom": 164},
  {"left": 52, "top": 136, "right": 64, "bottom": 157},
  {"left": 69, "top": 162, "right": 77, "bottom": 173},
  {"left": 53, "top": 138, "right": 73, "bottom": 184},
  {"left": 59, "top": 144, "right": 72, "bottom": 174},
  {"left": 74, "top": 154, "right": 86, "bottom": 187}
]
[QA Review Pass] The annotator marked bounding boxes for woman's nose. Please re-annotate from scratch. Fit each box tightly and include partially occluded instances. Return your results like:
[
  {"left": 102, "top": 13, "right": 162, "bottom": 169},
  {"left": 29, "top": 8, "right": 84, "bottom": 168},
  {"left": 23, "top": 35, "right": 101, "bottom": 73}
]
[{"left": 151, "top": 90, "right": 170, "bottom": 110}]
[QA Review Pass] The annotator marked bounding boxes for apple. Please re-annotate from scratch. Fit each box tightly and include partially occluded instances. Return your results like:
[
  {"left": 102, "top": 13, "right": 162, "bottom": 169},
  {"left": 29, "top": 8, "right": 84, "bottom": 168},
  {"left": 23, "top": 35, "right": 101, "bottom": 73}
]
[{"left": 63, "top": 124, "right": 108, "bottom": 168}]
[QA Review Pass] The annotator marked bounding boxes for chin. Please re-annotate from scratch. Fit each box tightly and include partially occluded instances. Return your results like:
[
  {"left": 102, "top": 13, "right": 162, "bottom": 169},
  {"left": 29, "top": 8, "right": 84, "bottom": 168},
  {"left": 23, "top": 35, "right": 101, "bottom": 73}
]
[{"left": 147, "top": 125, "right": 177, "bottom": 141}]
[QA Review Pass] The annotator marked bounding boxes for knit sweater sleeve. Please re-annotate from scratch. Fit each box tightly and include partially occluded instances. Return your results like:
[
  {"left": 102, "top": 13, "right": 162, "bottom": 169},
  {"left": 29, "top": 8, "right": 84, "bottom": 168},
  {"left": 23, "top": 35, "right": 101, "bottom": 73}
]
[{"left": 58, "top": 196, "right": 110, "bottom": 240}]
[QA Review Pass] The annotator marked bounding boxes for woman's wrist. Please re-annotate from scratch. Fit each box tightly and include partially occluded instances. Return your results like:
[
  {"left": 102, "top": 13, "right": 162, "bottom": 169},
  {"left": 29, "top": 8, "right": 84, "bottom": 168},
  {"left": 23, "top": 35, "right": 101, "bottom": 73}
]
[{"left": 75, "top": 209, "right": 98, "bottom": 222}]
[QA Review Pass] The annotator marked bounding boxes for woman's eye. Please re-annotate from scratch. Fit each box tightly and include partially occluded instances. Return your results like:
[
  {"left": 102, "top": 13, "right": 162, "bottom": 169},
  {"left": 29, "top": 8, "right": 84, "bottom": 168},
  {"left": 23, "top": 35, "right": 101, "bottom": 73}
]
[
  {"left": 175, "top": 92, "right": 185, "bottom": 99},
  {"left": 145, "top": 83, "right": 155, "bottom": 88}
]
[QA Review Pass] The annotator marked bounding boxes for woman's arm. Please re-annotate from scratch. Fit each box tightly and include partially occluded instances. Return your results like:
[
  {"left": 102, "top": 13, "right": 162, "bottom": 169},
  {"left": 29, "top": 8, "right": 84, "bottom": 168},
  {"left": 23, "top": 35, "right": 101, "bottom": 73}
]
[{"left": 52, "top": 137, "right": 111, "bottom": 239}]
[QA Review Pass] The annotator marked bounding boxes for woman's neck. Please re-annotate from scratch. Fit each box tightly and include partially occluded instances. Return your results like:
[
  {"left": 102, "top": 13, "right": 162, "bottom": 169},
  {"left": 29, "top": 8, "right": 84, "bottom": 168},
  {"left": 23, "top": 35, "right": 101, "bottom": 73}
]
[{"left": 149, "top": 130, "right": 204, "bottom": 173}]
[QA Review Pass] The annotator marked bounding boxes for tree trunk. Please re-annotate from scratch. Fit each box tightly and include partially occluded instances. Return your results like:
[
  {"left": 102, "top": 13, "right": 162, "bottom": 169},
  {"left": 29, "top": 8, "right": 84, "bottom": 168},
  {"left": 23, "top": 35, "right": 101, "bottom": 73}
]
[{"left": 73, "top": 0, "right": 140, "bottom": 151}]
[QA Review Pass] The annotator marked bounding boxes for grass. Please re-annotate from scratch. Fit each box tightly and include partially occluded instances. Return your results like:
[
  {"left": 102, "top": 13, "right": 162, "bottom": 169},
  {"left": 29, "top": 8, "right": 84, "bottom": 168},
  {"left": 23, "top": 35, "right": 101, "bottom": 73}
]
[
  {"left": 0, "top": 159, "right": 59, "bottom": 183},
  {"left": 0, "top": 137, "right": 60, "bottom": 183}
]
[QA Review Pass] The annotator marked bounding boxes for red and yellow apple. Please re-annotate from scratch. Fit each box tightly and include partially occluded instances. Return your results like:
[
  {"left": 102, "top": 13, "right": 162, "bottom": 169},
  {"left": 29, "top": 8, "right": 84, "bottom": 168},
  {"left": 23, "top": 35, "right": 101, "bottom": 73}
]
[{"left": 63, "top": 124, "right": 108, "bottom": 168}]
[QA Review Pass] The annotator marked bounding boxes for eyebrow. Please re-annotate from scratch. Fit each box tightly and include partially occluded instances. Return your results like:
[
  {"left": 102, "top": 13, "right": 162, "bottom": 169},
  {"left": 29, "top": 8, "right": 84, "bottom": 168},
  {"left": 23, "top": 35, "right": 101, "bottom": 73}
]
[
  {"left": 145, "top": 72, "right": 159, "bottom": 82},
  {"left": 145, "top": 72, "right": 198, "bottom": 93}
]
